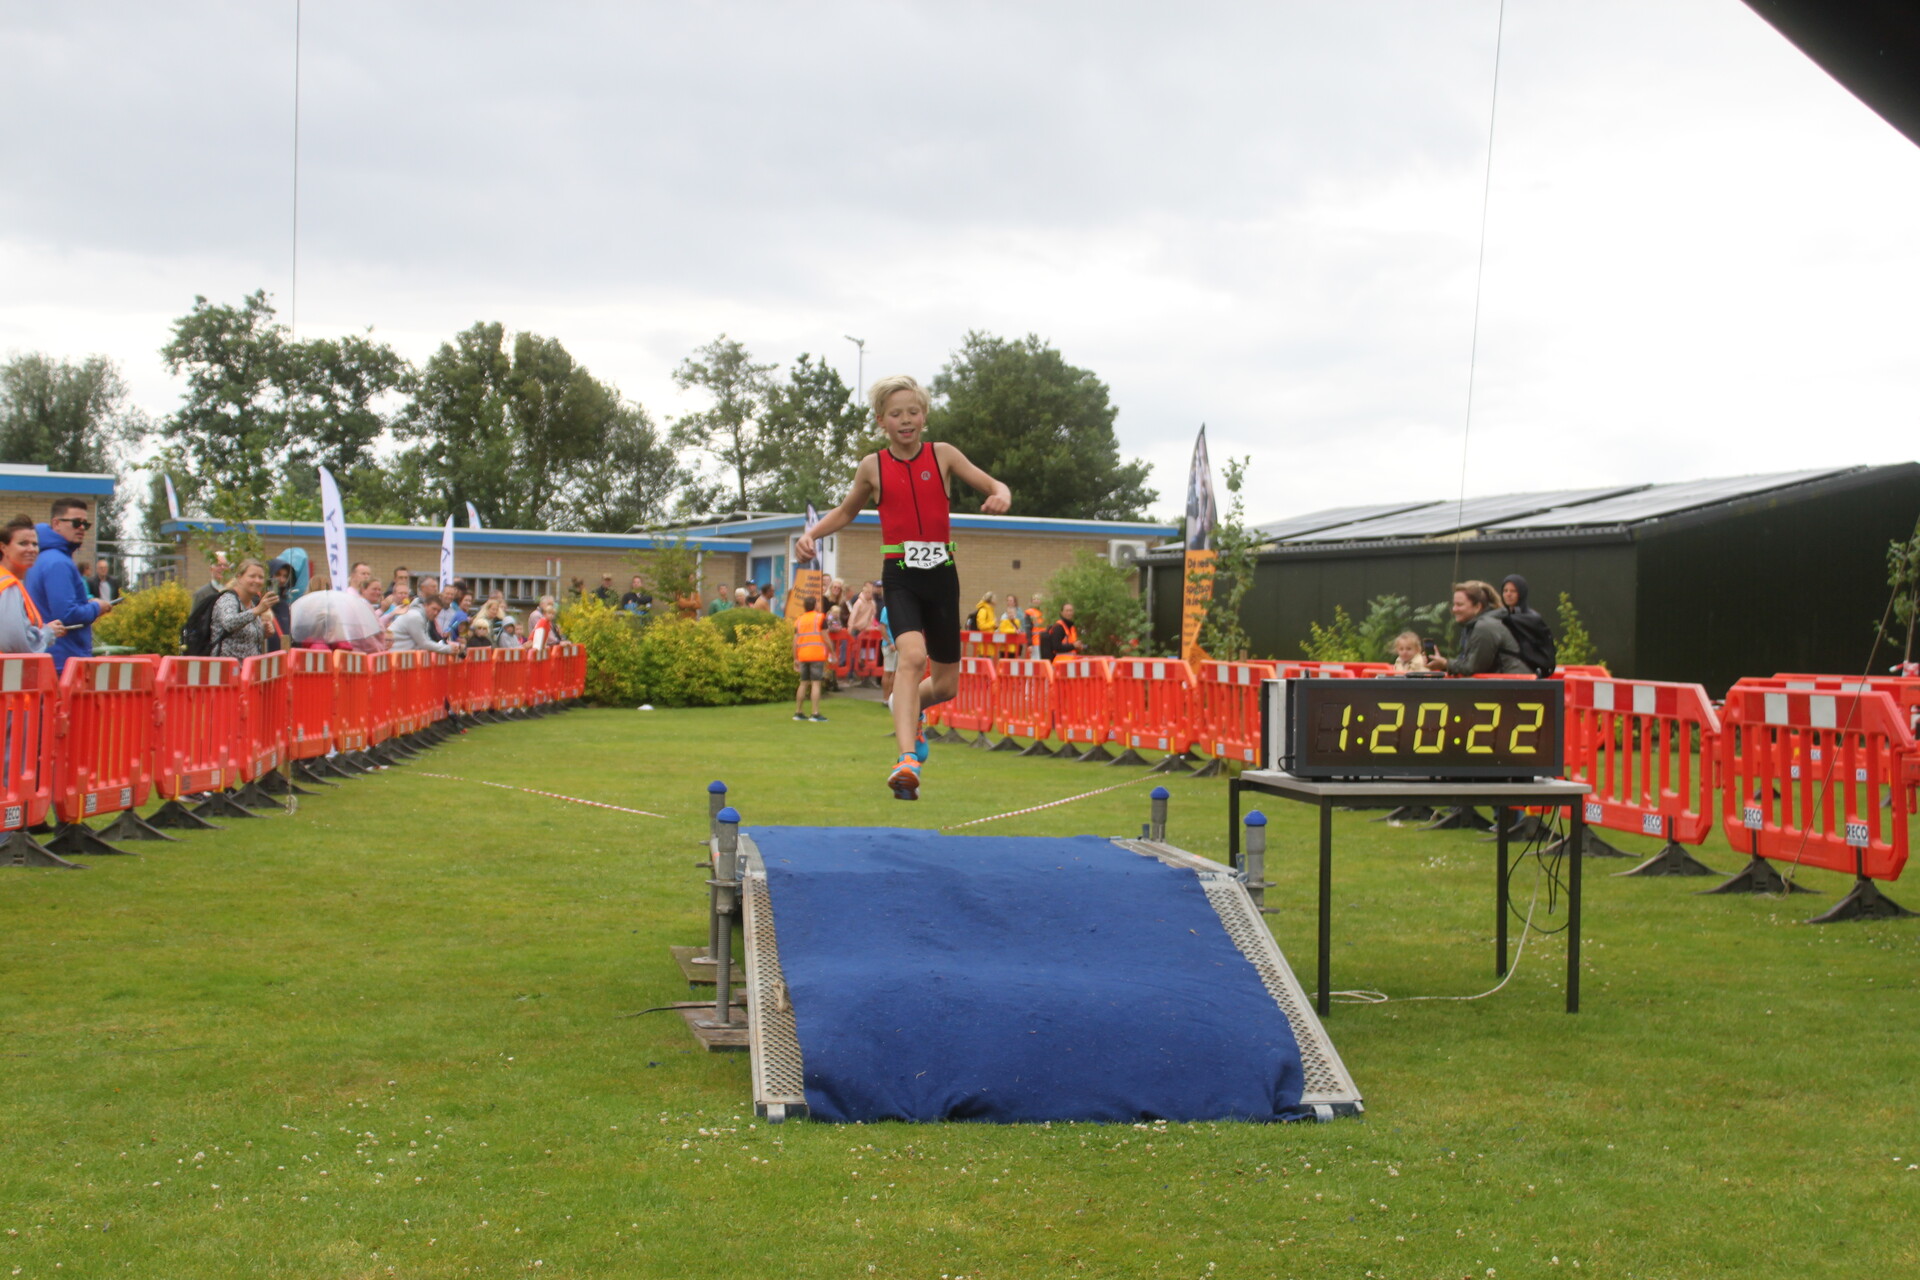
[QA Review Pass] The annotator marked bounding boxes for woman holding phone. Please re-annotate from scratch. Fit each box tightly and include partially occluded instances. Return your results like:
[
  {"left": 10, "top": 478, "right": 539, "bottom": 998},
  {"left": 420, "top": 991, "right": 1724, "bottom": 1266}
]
[{"left": 209, "top": 558, "right": 278, "bottom": 659}]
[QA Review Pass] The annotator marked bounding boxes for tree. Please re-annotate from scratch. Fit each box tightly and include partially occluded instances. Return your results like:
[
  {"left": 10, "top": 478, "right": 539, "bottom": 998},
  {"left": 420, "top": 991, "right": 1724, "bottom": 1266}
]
[
  {"left": 927, "top": 332, "right": 1156, "bottom": 521},
  {"left": 1044, "top": 548, "right": 1149, "bottom": 656},
  {"left": 670, "top": 336, "right": 777, "bottom": 513},
  {"left": 1880, "top": 515, "right": 1920, "bottom": 666},
  {"left": 1556, "top": 592, "right": 1602, "bottom": 668},
  {"left": 400, "top": 322, "right": 664, "bottom": 530},
  {"left": 1302, "top": 595, "right": 1450, "bottom": 663},
  {"left": 157, "top": 291, "right": 410, "bottom": 518},
  {"left": 0, "top": 351, "right": 144, "bottom": 542},
  {"left": 754, "top": 354, "right": 867, "bottom": 511}
]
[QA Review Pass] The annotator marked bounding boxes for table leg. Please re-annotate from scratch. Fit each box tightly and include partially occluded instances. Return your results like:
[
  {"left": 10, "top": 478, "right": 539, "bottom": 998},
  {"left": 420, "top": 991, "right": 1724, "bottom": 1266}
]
[
  {"left": 1228, "top": 778, "right": 1242, "bottom": 871},
  {"left": 1317, "top": 798, "right": 1332, "bottom": 1016},
  {"left": 1495, "top": 805, "right": 1510, "bottom": 977},
  {"left": 1568, "top": 803, "right": 1583, "bottom": 1013}
]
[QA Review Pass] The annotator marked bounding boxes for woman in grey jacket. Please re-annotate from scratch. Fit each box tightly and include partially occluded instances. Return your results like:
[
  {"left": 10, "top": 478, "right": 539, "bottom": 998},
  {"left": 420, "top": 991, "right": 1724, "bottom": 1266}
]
[{"left": 210, "top": 559, "right": 277, "bottom": 659}]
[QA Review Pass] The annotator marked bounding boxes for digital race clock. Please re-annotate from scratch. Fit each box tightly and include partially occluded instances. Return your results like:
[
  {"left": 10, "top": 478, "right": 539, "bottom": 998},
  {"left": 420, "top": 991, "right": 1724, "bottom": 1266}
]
[{"left": 1263, "top": 678, "right": 1564, "bottom": 780}]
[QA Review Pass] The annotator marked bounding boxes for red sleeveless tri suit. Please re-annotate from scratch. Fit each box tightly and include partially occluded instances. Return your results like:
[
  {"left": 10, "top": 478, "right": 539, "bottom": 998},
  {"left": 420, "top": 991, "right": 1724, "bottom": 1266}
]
[{"left": 876, "top": 443, "right": 963, "bottom": 663}]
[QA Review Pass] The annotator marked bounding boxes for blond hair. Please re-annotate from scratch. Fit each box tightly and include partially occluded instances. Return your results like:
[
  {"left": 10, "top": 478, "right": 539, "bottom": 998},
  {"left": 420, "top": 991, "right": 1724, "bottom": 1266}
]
[
  {"left": 868, "top": 374, "right": 930, "bottom": 421},
  {"left": 1452, "top": 580, "right": 1500, "bottom": 613}
]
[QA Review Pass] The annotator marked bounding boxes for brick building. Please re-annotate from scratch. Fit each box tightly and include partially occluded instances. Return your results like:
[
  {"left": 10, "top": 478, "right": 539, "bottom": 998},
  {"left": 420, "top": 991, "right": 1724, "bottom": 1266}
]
[
  {"left": 671, "top": 511, "right": 1179, "bottom": 610},
  {"left": 163, "top": 519, "right": 749, "bottom": 607},
  {"left": 0, "top": 464, "right": 116, "bottom": 566}
]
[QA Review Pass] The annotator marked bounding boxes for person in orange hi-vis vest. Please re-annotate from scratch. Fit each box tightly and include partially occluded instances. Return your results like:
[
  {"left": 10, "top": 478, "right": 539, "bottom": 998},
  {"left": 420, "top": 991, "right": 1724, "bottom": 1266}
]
[
  {"left": 0, "top": 515, "right": 70, "bottom": 655},
  {"left": 796, "top": 374, "right": 1010, "bottom": 801},
  {"left": 1040, "top": 602, "right": 1084, "bottom": 663},
  {"left": 791, "top": 594, "right": 831, "bottom": 722}
]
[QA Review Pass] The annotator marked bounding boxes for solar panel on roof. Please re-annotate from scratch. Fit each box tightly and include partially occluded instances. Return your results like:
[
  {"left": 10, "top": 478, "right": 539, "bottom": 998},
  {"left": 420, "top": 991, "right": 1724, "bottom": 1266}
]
[
  {"left": 1255, "top": 500, "right": 1439, "bottom": 542},
  {"left": 1492, "top": 469, "right": 1854, "bottom": 530},
  {"left": 1286, "top": 486, "right": 1645, "bottom": 541}
]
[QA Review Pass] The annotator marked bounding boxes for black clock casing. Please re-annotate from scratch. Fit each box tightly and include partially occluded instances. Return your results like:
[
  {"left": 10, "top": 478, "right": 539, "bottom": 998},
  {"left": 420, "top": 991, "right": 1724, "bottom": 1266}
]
[{"left": 1263, "top": 678, "right": 1564, "bottom": 780}]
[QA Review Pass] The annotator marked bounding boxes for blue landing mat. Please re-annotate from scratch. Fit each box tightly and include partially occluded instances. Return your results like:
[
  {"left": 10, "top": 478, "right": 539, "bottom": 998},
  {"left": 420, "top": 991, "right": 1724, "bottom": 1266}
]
[{"left": 752, "top": 826, "right": 1309, "bottom": 1124}]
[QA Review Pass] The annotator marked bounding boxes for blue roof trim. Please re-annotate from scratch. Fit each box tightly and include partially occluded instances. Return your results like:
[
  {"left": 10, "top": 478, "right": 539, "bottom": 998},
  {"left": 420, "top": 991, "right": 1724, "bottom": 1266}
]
[
  {"left": 0, "top": 473, "right": 117, "bottom": 496},
  {"left": 161, "top": 519, "right": 751, "bottom": 553},
  {"left": 686, "top": 512, "right": 1178, "bottom": 538}
]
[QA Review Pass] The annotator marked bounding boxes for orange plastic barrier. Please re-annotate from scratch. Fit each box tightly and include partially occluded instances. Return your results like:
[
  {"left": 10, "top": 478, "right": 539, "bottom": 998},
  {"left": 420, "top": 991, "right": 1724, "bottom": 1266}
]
[
  {"left": 1719, "top": 683, "right": 1913, "bottom": 881},
  {"left": 150, "top": 657, "right": 241, "bottom": 798},
  {"left": 333, "top": 650, "right": 370, "bottom": 755},
  {"left": 1196, "top": 661, "right": 1278, "bottom": 764},
  {"left": 494, "top": 646, "right": 527, "bottom": 712},
  {"left": 942, "top": 657, "right": 998, "bottom": 733},
  {"left": 287, "top": 649, "right": 335, "bottom": 762},
  {"left": 1556, "top": 664, "right": 1611, "bottom": 678},
  {"left": 527, "top": 648, "right": 554, "bottom": 710},
  {"left": 463, "top": 646, "right": 496, "bottom": 714},
  {"left": 1565, "top": 676, "right": 1721, "bottom": 845},
  {"left": 853, "top": 629, "right": 885, "bottom": 680},
  {"left": 1109, "top": 657, "right": 1197, "bottom": 754},
  {"left": 391, "top": 651, "right": 425, "bottom": 736},
  {"left": 994, "top": 658, "right": 1055, "bottom": 740},
  {"left": 0, "top": 654, "right": 59, "bottom": 832},
  {"left": 962, "top": 630, "right": 1026, "bottom": 660},
  {"left": 365, "top": 652, "right": 396, "bottom": 746},
  {"left": 238, "top": 650, "right": 288, "bottom": 783},
  {"left": 1052, "top": 657, "right": 1114, "bottom": 746},
  {"left": 1737, "top": 675, "right": 1920, "bottom": 812},
  {"left": 52, "top": 657, "right": 157, "bottom": 824}
]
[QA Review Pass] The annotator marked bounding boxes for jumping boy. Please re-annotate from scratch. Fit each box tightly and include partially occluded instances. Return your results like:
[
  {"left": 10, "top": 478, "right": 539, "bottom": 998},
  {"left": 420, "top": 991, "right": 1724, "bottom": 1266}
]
[{"left": 795, "top": 375, "right": 1010, "bottom": 799}]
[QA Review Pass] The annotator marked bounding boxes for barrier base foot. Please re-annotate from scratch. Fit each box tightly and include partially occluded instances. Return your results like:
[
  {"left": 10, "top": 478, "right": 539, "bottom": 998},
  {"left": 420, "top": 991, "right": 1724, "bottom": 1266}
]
[
  {"left": 44, "top": 822, "right": 134, "bottom": 857},
  {"left": 1700, "top": 855, "right": 1817, "bottom": 895},
  {"left": 292, "top": 760, "right": 339, "bottom": 787},
  {"left": 338, "top": 751, "right": 379, "bottom": 774},
  {"left": 1191, "top": 756, "right": 1227, "bottom": 778},
  {"left": 1150, "top": 752, "right": 1196, "bottom": 774},
  {"left": 1479, "top": 814, "right": 1551, "bottom": 843},
  {"left": 371, "top": 745, "right": 410, "bottom": 767},
  {"left": 257, "top": 772, "right": 315, "bottom": 797},
  {"left": 968, "top": 732, "right": 992, "bottom": 750},
  {"left": 1373, "top": 804, "right": 1436, "bottom": 824},
  {"left": 231, "top": 782, "right": 286, "bottom": 812},
  {"left": 1617, "top": 841, "right": 1717, "bottom": 877},
  {"left": 1073, "top": 743, "right": 1116, "bottom": 763},
  {"left": 1538, "top": 828, "right": 1633, "bottom": 858},
  {"left": 194, "top": 791, "right": 260, "bottom": 820},
  {"left": 1016, "top": 739, "right": 1054, "bottom": 758},
  {"left": 95, "top": 808, "right": 179, "bottom": 843},
  {"left": 147, "top": 799, "right": 223, "bottom": 830},
  {"left": 1105, "top": 748, "right": 1151, "bottom": 767},
  {"left": 1805, "top": 877, "right": 1915, "bottom": 923},
  {"left": 988, "top": 735, "right": 1024, "bottom": 752},
  {"left": 1420, "top": 806, "right": 1494, "bottom": 832},
  {"left": 0, "top": 830, "right": 82, "bottom": 869}
]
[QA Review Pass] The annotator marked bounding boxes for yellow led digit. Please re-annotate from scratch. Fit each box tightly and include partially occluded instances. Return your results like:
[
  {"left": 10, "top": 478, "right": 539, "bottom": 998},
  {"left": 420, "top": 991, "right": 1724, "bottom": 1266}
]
[
  {"left": 1412, "top": 703, "right": 1446, "bottom": 753},
  {"left": 1466, "top": 701, "right": 1501, "bottom": 754},
  {"left": 1369, "top": 702, "right": 1405, "bottom": 753},
  {"left": 1509, "top": 701, "right": 1546, "bottom": 753},
  {"left": 1339, "top": 703, "right": 1352, "bottom": 751}
]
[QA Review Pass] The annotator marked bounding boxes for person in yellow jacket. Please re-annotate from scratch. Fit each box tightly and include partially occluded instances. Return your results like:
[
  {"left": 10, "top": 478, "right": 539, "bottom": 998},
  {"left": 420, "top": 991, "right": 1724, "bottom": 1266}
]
[
  {"left": 973, "top": 593, "right": 997, "bottom": 633},
  {"left": 792, "top": 594, "right": 831, "bottom": 721}
]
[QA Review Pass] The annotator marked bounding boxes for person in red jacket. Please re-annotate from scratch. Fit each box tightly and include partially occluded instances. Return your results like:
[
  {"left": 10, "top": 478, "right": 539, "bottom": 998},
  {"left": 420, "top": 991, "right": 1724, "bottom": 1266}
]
[
  {"left": 791, "top": 595, "right": 831, "bottom": 722},
  {"left": 797, "top": 375, "right": 1010, "bottom": 800}
]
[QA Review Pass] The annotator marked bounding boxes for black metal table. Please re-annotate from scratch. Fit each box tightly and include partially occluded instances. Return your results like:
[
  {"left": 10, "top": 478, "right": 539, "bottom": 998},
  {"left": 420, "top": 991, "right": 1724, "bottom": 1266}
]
[{"left": 1228, "top": 773, "right": 1593, "bottom": 1015}]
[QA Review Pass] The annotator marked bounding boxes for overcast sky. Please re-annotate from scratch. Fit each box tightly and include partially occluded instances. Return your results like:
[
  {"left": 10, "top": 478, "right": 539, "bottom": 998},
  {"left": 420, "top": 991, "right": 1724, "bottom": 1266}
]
[{"left": 3, "top": 0, "right": 1916, "bottom": 527}]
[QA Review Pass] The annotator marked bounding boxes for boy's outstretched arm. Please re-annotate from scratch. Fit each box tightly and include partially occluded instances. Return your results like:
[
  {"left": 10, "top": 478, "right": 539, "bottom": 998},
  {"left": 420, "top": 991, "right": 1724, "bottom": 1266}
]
[
  {"left": 938, "top": 445, "right": 1011, "bottom": 514},
  {"left": 796, "top": 456, "right": 877, "bottom": 562}
]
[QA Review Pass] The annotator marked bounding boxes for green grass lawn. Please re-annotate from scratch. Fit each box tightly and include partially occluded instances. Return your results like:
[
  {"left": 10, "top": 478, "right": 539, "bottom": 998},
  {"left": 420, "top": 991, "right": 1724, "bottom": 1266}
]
[{"left": 3, "top": 699, "right": 1917, "bottom": 1279}]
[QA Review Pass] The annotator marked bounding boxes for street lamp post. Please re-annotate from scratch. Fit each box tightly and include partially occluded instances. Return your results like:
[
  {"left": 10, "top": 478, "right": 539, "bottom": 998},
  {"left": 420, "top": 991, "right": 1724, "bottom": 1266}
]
[{"left": 844, "top": 334, "right": 865, "bottom": 400}]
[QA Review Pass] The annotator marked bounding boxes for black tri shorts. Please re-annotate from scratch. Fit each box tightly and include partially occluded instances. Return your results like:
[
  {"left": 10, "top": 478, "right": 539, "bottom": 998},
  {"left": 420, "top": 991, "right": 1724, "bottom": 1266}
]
[{"left": 881, "top": 559, "right": 962, "bottom": 665}]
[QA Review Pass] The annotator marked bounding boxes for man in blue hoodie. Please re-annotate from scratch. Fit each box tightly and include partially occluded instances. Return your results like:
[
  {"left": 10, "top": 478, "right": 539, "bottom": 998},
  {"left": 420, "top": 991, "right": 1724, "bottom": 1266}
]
[{"left": 26, "top": 499, "right": 113, "bottom": 671}]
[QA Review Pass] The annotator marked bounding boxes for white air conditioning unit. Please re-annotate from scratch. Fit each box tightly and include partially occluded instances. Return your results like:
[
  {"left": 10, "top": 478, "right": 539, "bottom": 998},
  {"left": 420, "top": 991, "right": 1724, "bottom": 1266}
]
[{"left": 1108, "top": 539, "right": 1150, "bottom": 568}]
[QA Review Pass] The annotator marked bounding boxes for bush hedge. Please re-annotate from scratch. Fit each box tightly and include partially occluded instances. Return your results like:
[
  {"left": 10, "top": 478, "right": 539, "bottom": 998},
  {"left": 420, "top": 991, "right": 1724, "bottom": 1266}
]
[
  {"left": 557, "top": 598, "right": 797, "bottom": 708},
  {"left": 92, "top": 581, "right": 192, "bottom": 656}
]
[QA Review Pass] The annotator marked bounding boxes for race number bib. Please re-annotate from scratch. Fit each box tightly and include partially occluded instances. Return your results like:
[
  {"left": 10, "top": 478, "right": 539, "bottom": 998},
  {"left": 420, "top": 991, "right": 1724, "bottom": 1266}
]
[{"left": 900, "top": 540, "right": 948, "bottom": 569}]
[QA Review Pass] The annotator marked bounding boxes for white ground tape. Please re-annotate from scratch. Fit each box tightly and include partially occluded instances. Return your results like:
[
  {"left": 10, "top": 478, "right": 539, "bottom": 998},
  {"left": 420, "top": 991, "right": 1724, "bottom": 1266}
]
[
  {"left": 414, "top": 772, "right": 668, "bottom": 819},
  {"left": 940, "top": 772, "right": 1159, "bottom": 831}
]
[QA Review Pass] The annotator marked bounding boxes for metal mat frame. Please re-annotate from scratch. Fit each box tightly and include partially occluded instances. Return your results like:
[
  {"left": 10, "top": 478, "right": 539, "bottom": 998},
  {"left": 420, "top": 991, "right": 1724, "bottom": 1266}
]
[{"left": 735, "top": 832, "right": 1364, "bottom": 1123}]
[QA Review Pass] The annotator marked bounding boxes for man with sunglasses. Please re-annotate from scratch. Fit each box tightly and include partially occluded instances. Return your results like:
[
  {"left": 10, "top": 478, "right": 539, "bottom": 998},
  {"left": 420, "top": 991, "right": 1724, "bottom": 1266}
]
[{"left": 25, "top": 499, "right": 113, "bottom": 672}]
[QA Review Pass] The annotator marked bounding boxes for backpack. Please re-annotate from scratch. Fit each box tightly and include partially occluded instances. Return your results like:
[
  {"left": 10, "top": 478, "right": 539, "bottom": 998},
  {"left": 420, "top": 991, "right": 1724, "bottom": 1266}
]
[
  {"left": 180, "top": 588, "right": 233, "bottom": 657},
  {"left": 1501, "top": 609, "right": 1558, "bottom": 679}
]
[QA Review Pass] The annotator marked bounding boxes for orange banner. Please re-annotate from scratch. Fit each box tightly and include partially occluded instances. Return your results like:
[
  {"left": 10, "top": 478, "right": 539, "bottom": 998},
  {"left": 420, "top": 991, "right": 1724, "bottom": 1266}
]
[
  {"left": 1181, "top": 548, "right": 1215, "bottom": 666},
  {"left": 785, "top": 568, "right": 826, "bottom": 622}
]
